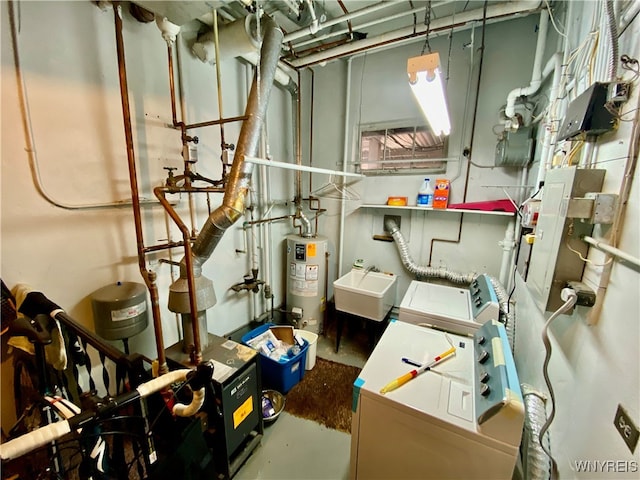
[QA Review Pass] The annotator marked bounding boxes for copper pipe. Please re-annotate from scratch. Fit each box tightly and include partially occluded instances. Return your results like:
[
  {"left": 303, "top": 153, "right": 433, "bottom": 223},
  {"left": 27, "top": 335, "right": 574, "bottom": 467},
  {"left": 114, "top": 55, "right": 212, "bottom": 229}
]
[
  {"left": 155, "top": 187, "right": 202, "bottom": 364},
  {"left": 285, "top": 37, "right": 351, "bottom": 60},
  {"left": 143, "top": 241, "right": 185, "bottom": 254},
  {"left": 212, "top": 9, "right": 227, "bottom": 161},
  {"left": 243, "top": 214, "right": 294, "bottom": 226},
  {"left": 113, "top": 3, "right": 167, "bottom": 373},
  {"left": 337, "top": 0, "right": 353, "bottom": 37},
  {"left": 293, "top": 18, "right": 485, "bottom": 68},
  {"left": 164, "top": 187, "right": 226, "bottom": 194},
  {"left": 428, "top": 213, "right": 464, "bottom": 267},
  {"left": 167, "top": 43, "right": 179, "bottom": 127},
  {"left": 183, "top": 115, "right": 247, "bottom": 130}
]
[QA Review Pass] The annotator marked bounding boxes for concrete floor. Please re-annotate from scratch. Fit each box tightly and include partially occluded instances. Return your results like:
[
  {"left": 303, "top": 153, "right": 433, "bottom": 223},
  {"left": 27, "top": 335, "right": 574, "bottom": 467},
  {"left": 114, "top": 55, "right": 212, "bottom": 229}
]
[{"left": 235, "top": 316, "right": 375, "bottom": 480}]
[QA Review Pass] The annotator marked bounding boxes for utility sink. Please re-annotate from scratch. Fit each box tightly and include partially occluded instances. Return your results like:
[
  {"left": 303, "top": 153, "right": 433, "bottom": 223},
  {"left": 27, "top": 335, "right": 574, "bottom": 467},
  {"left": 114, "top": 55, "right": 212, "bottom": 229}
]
[{"left": 333, "top": 269, "right": 397, "bottom": 321}]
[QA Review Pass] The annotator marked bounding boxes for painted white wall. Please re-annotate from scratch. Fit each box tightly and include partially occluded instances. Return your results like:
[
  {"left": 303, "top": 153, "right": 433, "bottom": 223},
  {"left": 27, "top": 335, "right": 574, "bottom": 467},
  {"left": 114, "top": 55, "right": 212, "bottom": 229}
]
[
  {"left": 305, "top": 15, "right": 541, "bottom": 297},
  {"left": 2, "top": 3, "right": 638, "bottom": 477},
  {"left": 514, "top": 2, "right": 640, "bottom": 478},
  {"left": 0, "top": 1, "right": 294, "bottom": 427}
]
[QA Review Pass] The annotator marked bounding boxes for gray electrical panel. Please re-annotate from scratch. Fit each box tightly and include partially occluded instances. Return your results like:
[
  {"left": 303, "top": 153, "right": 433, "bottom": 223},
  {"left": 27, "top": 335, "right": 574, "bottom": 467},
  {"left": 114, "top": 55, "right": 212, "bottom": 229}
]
[
  {"left": 495, "top": 126, "right": 534, "bottom": 167},
  {"left": 526, "top": 166, "right": 605, "bottom": 312}
]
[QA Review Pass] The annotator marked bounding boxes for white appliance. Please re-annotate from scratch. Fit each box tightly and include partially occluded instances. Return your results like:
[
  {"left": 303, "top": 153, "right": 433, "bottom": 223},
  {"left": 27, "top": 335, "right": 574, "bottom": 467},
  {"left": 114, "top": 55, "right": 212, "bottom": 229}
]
[
  {"left": 398, "top": 274, "right": 499, "bottom": 335},
  {"left": 350, "top": 320, "right": 524, "bottom": 480}
]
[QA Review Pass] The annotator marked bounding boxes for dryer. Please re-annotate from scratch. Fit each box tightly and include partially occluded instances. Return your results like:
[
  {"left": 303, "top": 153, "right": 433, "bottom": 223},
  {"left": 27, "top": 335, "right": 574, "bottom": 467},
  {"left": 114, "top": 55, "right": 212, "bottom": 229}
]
[
  {"left": 398, "top": 274, "right": 500, "bottom": 335},
  {"left": 350, "top": 319, "right": 523, "bottom": 480}
]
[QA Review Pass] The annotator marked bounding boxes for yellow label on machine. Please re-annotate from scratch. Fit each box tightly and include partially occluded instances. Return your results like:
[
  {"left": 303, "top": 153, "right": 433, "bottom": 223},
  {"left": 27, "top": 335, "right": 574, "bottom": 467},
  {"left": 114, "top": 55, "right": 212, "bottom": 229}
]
[
  {"left": 307, "top": 243, "right": 317, "bottom": 257},
  {"left": 233, "top": 396, "right": 254, "bottom": 429}
]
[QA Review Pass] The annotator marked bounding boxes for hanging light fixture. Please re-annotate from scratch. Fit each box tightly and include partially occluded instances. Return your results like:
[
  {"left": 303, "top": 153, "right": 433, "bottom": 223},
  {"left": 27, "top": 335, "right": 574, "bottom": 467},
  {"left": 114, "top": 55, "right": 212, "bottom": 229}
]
[{"left": 407, "top": 52, "right": 451, "bottom": 136}]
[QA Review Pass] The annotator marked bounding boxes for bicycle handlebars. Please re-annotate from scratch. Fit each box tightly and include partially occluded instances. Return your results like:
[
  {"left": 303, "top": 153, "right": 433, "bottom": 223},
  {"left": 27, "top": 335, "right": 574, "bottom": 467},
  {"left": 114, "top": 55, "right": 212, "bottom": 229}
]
[{"left": 0, "top": 363, "right": 211, "bottom": 462}]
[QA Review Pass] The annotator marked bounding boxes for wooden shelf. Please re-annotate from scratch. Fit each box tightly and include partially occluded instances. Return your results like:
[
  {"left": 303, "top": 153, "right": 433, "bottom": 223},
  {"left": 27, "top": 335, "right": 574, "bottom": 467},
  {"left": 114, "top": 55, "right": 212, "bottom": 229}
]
[{"left": 359, "top": 204, "right": 515, "bottom": 217}]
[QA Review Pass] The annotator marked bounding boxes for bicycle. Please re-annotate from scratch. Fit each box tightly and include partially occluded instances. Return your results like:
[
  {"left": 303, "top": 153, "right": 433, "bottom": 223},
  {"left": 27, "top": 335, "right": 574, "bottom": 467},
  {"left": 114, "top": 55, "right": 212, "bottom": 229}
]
[
  {"left": 1, "top": 361, "right": 211, "bottom": 479},
  {"left": 1, "top": 282, "right": 214, "bottom": 479}
]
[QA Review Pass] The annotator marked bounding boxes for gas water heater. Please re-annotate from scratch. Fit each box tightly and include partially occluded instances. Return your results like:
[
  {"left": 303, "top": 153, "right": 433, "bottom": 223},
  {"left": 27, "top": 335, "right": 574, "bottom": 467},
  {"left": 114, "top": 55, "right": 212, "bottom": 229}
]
[{"left": 286, "top": 234, "right": 327, "bottom": 334}]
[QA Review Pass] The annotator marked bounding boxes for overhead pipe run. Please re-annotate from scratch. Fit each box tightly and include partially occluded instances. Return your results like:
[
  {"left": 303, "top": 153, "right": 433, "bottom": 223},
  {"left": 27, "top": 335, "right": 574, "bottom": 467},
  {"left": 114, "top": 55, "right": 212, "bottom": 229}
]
[
  {"left": 169, "top": 16, "right": 284, "bottom": 361},
  {"left": 282, "top": 1, "right": 397, "bottom": 43},
  {"left": 504, "top": 9, "right": 549, "bottom": 128},
  {"left": 192, "top": 16, "right": 294, "bottom": 88},
  {"left": 288, "top": 1, "right": 542, "bottom": 68}
]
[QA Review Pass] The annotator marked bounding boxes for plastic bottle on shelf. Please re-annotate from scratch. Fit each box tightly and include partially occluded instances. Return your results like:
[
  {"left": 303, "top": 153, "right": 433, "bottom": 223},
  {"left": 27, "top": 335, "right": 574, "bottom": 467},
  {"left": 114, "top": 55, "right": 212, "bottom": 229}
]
[{"left": 416, "top": 178, "right": 434, "bottom": 207}]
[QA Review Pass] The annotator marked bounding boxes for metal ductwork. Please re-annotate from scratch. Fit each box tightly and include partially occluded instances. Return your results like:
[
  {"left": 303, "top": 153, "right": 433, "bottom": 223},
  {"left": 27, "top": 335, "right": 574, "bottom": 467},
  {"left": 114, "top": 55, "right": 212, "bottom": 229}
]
[
  {"left": 384, "top": 218, "right": 477, "bottom": 285},
  {"left": 385, "top": 218, "right": 516, "bottom": 349},
  {"left": 189, "top": 16, "right": 283, "bottom": 272},
  {"left": 168, "top": 15, "right": 284, "bottom": 355}
]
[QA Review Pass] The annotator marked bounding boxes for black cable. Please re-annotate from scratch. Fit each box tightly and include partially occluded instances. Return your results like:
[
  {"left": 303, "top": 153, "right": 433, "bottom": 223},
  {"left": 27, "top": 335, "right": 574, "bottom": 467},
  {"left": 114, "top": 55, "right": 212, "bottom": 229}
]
[{"left": 420, "top": 1, "right": 432, "bottom": 55}]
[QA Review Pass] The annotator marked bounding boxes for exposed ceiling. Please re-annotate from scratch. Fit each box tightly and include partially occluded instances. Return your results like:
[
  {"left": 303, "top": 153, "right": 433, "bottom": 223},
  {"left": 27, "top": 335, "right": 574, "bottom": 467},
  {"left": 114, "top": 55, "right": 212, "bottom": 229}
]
[{"left": 132, "top": 1, "right": 542, "bottom": 68}]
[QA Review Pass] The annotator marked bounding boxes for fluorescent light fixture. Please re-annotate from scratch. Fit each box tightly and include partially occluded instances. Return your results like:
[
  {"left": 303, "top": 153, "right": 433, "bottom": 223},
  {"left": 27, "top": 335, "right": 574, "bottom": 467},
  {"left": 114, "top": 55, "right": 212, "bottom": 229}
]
[{"left": 407, "top": 52, "right": 451, "bottom": 136}]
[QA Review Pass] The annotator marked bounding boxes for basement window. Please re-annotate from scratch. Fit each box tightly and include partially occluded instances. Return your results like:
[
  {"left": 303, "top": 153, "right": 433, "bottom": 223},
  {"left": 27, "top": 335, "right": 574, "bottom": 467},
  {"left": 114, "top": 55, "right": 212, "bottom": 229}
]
[{"left": 357, "top": 122, "right": 447, "bottom": 174}]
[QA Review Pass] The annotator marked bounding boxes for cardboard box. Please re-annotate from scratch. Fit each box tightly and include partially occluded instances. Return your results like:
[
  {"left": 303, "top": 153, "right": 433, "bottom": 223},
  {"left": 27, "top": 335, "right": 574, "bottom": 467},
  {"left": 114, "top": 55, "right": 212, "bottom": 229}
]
[{"left": 433, "top": 179, "right": 450, "bottom": 209}]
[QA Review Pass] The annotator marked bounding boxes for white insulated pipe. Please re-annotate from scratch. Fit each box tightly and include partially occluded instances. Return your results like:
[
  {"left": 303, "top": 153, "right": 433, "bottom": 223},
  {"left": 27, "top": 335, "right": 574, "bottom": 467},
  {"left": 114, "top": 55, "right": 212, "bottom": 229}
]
[
  {"left": 283, "top": 1, "right": 397, "bottom": 43},
  {"left": 535, "top": 52, "right": 562, "bottom": 187},
  {"left": 536, "top": 0, "right": 575, "bottom": 187},
  {"left": 504, "top": 9, "right": 549, "bottom": 121},
  {"left": 289, "top": 1, "right": 542, "bottom": 68},
  {"left": 192, "top": 16, "right": 293, "bottom": 87},
  {"left": 304, "top": 0, "right": 319, "bottom": 35},
  {"left": 338, "top": 58, "right": 353, "bottom": 278},
  {"left": 291, "top": 1, "right": 456, "bottom": 50},
  {"left": 498, "top": 219, "right": 516, "bottom": 288},
  {"left": 243, "top": 156, "right": 364, "bottom": 178},
  {"left": 582, "top": 237, "right": 640, "bottom": 268},
  {"left": 619, "top": 0, "right": 640, "bottom": 34}
]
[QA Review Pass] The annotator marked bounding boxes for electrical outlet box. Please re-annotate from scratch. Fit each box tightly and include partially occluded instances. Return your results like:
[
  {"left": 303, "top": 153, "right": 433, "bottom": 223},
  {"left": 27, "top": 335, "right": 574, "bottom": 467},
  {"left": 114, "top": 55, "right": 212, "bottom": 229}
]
[
  {"left": 614, "top": 404, "right": 639, "bottom": 454},
  {"left": 566, "top": 281, "right": 596, "bottom": 307},
  {"left": 526, "top": 167, "right": 605, "bottom": 312}
]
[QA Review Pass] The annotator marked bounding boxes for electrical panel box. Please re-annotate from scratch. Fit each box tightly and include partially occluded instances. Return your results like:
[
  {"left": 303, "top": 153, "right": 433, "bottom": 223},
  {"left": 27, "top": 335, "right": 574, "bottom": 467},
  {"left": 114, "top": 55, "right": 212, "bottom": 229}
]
[
  {"left": 557, "top": 82, "right": 616, "bottom": 141},
  {"left": 526, "top": 166, "right": 605, "bottom": 312}
]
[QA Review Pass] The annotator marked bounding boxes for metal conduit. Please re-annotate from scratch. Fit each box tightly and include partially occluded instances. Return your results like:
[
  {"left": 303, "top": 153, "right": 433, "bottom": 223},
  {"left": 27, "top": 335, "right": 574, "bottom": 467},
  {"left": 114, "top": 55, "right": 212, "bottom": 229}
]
[{"left": 605, "top": 0, "right": 619, "bottom": 81}]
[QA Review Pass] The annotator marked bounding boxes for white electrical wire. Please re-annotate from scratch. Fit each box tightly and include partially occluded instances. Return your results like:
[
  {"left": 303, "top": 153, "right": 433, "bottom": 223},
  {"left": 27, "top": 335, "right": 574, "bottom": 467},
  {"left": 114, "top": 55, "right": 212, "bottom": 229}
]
[
  {"left": 538, "top": 288, "right": 578, "bottom": 480},
  {"left": 543, "top": 0, "right": 567, "bottom": 38}
]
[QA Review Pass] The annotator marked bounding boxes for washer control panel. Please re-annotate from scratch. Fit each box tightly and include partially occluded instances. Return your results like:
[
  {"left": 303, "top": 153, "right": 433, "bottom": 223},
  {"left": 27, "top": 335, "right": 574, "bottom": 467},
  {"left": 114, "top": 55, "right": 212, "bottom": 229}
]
[
  {"left": 469, "top": 274, "right": 500, "bottom": 324},
  {"left": 473, "top": 320, "right": 524, "bottom": 445}
]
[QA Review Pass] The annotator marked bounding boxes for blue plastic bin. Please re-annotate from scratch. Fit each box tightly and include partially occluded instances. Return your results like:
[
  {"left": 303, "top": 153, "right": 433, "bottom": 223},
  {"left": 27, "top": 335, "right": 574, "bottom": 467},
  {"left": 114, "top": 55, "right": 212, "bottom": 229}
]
[{"left": 241, "top": 323, "right": 308, "bottom": 394}]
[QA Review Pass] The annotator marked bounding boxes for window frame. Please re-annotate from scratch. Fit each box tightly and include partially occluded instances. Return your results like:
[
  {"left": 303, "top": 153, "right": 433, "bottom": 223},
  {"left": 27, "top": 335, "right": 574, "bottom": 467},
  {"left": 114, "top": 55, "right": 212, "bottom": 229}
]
[{"left": 355, "top": 119, "right": 449, "bottom": 175}]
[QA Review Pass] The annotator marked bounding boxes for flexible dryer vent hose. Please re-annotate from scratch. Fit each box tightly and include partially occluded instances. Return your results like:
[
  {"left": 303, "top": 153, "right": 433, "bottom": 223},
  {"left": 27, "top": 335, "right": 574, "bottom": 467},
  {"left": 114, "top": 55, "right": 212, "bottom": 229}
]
[
  {"left": 521, "top": 385, "right": 552, "bottom": 480},
  {"left": 384, "top": 218, "right": 516, "bottom": 350}
]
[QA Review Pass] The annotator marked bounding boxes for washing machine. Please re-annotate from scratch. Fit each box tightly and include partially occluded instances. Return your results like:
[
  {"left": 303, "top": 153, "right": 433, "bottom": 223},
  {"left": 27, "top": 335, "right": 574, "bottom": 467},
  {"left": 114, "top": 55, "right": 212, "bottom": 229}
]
[
  {"left": 398, "top": 274, "right": 500, "bottom": 335},
  {"left": 350, "top": 319, "right": 523, "bottom": 480}
]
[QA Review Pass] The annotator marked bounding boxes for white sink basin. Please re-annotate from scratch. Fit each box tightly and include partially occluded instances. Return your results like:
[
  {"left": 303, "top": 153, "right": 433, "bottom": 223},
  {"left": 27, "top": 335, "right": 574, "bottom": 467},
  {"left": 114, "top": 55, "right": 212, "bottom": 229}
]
[{"left": 333, "top": 269, "right": 397, "bottom": 321}]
